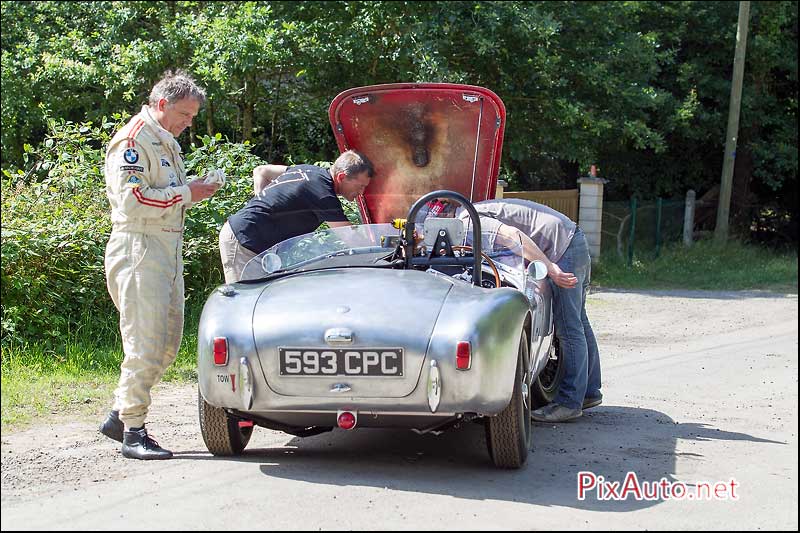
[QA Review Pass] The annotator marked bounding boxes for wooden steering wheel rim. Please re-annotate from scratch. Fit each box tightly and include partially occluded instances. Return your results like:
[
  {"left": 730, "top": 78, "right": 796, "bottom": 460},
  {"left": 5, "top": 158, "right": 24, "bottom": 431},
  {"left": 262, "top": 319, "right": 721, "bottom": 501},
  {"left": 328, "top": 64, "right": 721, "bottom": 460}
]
[{"left": 452, "top": 246, "right": 501, "bottom": 288}]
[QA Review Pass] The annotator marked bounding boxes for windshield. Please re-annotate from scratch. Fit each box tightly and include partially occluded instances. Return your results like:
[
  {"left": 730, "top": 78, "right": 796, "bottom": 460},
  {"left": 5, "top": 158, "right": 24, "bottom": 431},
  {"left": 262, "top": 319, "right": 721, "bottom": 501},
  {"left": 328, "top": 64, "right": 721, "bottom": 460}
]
[
  {"left": 240, "top": 224, "right": 396, "bottom": 281},
  {"left": 240, "top": 220, "right": 525, "bottom": 281}
]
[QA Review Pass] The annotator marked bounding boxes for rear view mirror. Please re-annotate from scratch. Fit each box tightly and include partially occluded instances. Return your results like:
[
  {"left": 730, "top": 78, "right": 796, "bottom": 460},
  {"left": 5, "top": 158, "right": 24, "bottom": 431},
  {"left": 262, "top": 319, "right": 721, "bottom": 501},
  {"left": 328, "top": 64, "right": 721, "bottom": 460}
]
[{"left": 527, "top": 260, "right": 548, "bottom": 281}]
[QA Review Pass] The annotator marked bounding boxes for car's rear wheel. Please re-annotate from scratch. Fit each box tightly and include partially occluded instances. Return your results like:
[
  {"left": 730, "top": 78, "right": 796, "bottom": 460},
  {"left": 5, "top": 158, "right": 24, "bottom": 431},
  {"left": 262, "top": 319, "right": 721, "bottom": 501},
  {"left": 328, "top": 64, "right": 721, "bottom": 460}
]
[
  {"left": 532, "top": 333, "right": 564, "bottom": 408},
  {"left": 198, "top": 386, "right": 253, "bottom": 455},
  {"left": 485, "top": 330, "right": 532, "bottom": 469}
]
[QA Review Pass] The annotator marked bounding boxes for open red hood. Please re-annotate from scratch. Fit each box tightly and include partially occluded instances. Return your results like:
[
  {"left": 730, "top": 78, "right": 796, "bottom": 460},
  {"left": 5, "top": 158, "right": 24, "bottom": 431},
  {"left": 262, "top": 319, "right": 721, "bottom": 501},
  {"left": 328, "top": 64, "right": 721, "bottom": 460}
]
[{"left": 328, "top": 83, "right": 506, "bottom": 223}]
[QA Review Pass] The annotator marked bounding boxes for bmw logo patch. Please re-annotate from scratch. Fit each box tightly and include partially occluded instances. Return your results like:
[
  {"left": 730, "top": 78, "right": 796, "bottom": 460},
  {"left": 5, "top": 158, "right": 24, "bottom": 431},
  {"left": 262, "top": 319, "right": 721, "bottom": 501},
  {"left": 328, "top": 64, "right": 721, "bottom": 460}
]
[{"left": 123, "top": 148, "right": 139, "bottom": 164}]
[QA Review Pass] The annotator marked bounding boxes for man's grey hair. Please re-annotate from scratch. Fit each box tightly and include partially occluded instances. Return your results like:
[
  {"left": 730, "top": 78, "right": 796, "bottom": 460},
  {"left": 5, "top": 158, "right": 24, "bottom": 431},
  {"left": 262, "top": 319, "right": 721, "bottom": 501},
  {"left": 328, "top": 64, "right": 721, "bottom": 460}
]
[
  {"left": 332, "top": 150, "right": 375, "bottom": 179},
  {"left": 148, "top": 69, "right": 206, "bottom": 106}
]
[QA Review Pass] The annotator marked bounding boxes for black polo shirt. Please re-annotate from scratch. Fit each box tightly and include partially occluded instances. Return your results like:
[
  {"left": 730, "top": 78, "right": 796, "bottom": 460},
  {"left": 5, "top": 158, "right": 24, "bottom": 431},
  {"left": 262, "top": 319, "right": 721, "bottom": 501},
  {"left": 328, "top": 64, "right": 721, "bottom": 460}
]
[{"left": 228, "top": 164, "right": 348, "bottom": 253}]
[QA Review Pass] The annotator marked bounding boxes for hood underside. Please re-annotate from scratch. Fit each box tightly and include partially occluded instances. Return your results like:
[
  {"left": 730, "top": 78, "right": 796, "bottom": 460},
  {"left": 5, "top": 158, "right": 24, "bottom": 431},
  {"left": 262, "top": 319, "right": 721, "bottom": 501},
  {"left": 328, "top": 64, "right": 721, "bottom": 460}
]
[{"left": 329, "top": 83, "right": 506, "bottom": 223}]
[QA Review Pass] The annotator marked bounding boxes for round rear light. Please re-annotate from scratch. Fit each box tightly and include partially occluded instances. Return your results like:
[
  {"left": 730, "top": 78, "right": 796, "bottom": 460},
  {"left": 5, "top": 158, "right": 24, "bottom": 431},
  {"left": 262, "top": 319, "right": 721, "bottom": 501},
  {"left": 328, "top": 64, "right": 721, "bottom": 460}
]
[{"left": 337, "top": 411, "right": 357, "bottom": 430}]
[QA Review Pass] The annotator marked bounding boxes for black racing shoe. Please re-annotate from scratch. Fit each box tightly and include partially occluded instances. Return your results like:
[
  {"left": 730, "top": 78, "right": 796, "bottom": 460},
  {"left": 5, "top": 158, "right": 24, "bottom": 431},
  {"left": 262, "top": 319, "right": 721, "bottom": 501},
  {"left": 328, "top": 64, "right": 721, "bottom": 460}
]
[
  {"left": 121, "top": 428, "right": 173, "bottom": 460},
  {"left": 99, "top": 410, "right": 124, "bottom": 442}
]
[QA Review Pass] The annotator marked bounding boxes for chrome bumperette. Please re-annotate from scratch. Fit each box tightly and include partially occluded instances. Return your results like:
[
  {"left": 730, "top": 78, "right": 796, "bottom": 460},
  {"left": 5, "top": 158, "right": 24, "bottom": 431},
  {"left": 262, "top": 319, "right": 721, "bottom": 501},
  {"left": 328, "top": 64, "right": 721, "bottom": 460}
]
[
  {"left": 240, "top": 356, "right": 254, "bottom": 410},
  {"left": 427, "top": 360, "right": 441, "bottom": 413}
]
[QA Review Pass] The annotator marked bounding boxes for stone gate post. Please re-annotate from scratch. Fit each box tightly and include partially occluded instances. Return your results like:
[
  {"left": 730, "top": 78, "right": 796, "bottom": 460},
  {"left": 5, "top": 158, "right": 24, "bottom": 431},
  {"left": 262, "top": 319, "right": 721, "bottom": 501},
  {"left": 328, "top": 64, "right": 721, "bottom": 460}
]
[{"left": 577, "top": 165, "right": 607, "bottom": 263}]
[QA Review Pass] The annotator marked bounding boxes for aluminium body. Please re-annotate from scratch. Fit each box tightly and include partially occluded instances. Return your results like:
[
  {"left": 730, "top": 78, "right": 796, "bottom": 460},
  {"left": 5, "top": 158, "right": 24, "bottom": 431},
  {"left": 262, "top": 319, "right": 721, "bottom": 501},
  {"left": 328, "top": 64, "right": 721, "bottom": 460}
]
[{"left": 198, "top": 266, "right": 551, "bottom": 427}]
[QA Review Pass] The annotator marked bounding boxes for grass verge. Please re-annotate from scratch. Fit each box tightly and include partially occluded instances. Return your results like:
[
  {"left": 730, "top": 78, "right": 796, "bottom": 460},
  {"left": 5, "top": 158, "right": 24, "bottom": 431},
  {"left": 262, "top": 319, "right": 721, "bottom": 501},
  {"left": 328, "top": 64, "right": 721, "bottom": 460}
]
[
  {"left": 1, "top": 311, "right": 200, "bottom": 432},
  {"left": 593, "top": 238, "right": 797, "bottom": 292}
]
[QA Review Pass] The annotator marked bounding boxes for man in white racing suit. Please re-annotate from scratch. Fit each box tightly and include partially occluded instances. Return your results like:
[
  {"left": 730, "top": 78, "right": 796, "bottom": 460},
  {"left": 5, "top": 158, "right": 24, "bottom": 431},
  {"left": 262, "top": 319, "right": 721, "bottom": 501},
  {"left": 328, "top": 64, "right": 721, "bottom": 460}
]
[{"left": 99, "top": 70, "right": 220, "bottom": 460}]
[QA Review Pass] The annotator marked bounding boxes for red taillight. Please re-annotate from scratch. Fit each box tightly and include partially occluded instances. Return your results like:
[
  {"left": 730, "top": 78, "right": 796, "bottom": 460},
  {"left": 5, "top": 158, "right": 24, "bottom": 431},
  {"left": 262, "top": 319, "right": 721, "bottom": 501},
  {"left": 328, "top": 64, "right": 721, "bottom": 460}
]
[
  {"left": 337, "top": 411, "right": 357, "bottom": 430},
  {"left": 456, "top": 341, "right": 471, "bottom": 370},
  {"left": 213, "top": 337, "right": 228, "bottom": 366}
]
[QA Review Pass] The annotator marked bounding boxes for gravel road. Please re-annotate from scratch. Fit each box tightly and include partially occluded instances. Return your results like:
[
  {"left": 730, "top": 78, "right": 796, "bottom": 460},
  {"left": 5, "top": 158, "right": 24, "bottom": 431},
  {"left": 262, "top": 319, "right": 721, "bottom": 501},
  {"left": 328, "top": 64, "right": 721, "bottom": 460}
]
[{"left": 2, "top": 289, "right": 797, "bottom": 530}]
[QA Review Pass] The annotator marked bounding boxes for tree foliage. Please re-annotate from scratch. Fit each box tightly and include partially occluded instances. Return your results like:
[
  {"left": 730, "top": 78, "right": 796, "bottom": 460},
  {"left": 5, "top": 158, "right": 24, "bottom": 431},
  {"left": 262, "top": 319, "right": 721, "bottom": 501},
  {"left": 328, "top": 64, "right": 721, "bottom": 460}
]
[{"left": 3, "top": 2, "right": 795, "bottom": 215}]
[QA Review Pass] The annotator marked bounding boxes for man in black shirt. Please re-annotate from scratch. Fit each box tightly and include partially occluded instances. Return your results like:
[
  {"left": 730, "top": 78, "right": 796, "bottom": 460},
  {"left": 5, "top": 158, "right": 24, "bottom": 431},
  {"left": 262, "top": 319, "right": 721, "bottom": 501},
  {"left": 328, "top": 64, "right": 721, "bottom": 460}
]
[{"left": 219, "top": 150, "right": 374, "bottom": 283}]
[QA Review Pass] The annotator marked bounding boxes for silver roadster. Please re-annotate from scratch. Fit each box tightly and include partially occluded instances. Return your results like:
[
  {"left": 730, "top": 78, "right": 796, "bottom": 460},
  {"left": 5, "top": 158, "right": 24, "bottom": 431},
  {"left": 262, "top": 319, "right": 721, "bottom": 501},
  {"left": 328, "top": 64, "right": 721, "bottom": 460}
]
[{"left": 197, "top": 84, "right": 564, "bottom": 468}]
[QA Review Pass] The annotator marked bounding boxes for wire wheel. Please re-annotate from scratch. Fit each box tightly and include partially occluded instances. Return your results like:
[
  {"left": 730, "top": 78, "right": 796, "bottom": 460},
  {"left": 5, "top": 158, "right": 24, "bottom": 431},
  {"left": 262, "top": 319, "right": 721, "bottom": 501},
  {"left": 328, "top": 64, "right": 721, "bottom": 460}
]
[{"left": 532, "top": 334, "right": 564, "bottom": 408}]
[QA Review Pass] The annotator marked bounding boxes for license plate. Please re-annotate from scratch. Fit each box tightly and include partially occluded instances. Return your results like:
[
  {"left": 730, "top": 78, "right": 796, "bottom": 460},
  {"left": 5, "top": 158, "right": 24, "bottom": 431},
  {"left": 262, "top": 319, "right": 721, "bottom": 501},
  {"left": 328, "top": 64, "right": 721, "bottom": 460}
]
[{"left": 279, "top": 348, "right": 404, "bottom": 376}]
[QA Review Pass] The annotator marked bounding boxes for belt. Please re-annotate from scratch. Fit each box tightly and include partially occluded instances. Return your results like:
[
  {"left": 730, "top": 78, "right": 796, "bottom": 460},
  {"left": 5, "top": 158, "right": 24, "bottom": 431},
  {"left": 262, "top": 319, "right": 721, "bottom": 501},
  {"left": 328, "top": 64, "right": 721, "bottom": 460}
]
[{"left": 112, "top": 221, "right": 184, "bottom": 235}]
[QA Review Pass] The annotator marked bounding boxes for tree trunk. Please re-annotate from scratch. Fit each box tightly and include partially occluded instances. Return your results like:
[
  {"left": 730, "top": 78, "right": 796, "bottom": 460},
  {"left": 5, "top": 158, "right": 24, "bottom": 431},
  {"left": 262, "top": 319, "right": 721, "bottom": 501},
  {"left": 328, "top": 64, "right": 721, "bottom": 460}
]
[
  {"left": 242, "top": 105, "right": 253, "bottom": 143},
  {"left": 268, "top": 74, "right": 283, "bottom": 161},
  {"left": 242, "top": 77, "right": 254, "bottom": 143},
  {"left": 731, "top": 130, "right": 755, "bottom": 236},
  {"left": 206, "top": 97, "right": 215, "bottom": 136}
]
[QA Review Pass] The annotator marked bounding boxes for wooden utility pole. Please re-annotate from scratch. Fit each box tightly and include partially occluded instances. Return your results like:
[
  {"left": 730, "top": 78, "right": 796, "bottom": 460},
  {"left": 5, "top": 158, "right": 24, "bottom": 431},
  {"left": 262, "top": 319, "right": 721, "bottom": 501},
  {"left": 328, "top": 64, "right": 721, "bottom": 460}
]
[{"left": 715, "top": 1, "right": 751, "bottom": 242}]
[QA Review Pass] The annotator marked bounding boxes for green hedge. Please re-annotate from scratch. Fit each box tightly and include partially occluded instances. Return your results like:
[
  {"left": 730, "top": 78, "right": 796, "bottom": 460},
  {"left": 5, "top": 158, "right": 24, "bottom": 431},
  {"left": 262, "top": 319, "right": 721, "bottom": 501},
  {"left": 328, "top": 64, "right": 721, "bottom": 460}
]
[{"left": 1, "top": 116, "right": 264, "bottom": 346}]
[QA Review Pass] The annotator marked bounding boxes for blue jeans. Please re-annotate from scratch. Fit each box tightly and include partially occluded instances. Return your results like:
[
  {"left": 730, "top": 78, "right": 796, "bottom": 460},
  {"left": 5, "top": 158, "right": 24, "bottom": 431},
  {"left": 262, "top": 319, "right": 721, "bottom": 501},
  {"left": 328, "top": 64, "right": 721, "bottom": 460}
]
[{"left": 551, "top": 229, "right": 601, "bottom": 409}]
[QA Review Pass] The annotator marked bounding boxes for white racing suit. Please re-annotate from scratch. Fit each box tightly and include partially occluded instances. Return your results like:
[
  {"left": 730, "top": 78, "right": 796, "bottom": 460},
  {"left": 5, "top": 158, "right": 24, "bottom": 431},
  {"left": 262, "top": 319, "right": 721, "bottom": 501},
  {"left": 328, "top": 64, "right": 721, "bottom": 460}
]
[{"left": 104, "top": 106, "right": 193, "bottom": 429}]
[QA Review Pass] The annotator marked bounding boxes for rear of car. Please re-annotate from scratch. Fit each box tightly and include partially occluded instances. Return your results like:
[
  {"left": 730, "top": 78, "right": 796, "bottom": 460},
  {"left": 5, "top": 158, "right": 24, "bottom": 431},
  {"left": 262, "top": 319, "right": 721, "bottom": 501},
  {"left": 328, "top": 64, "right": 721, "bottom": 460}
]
[{"left": 197, "top": 267, "right": 530, "bottom": 428}]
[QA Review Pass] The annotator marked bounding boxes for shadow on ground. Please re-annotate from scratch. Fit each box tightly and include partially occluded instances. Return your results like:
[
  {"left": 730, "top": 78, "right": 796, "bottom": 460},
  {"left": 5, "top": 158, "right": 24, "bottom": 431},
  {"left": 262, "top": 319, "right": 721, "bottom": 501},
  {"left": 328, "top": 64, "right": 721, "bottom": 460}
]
[{"left": 174, "top": 405, "right": 784, "bottom": 512}]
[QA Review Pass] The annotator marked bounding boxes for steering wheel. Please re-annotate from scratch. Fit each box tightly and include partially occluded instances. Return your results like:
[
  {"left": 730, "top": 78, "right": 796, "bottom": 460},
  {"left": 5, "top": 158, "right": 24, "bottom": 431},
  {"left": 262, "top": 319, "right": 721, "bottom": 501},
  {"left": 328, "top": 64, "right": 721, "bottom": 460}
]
[
  {"left": 403, "top": 190, "right": 485, "bottom": 287},
  {"left": 452, "top": 245, "right": 501, "bottom": 288}
]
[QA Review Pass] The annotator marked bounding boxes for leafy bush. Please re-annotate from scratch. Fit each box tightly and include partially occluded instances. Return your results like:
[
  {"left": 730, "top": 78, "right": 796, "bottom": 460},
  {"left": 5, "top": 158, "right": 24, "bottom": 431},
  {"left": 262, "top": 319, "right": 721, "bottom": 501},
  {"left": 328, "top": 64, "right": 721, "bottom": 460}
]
[
  {"left": 1, "top": 115, "right": 120, "bottom": 345},
  {"left": 182, "top": 134, "right": 264, "bottom": 297},
  {"left": 1, "top": 119, "right": 266, "bottom": 347}
]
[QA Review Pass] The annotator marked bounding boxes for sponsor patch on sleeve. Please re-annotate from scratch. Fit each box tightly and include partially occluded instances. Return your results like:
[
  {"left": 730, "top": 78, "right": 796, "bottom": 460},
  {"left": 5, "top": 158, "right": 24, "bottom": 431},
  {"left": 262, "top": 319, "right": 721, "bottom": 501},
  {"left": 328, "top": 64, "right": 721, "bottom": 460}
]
[
  {"left": 160, "top": 158, "right": 171, "bottom": 167},
  {"left": 126, "top": 175, "right": 142, "bottom": 187},
  {"left": 123, "top": 148, "right": 140, "bottom": 164},
  {"left": 120, "top": 165, "right": 144, "bottom": 172}
]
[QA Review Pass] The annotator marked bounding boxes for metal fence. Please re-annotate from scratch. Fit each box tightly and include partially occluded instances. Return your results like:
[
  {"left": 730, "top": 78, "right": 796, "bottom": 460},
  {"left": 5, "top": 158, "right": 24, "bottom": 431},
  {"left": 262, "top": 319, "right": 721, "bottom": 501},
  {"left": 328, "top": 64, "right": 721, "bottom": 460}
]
[
  {"left": 500, "top": 184, "right": 712, "bottom": 264},
  {"left": 601, "top": 194, "right": 713, "bottom": 263}
]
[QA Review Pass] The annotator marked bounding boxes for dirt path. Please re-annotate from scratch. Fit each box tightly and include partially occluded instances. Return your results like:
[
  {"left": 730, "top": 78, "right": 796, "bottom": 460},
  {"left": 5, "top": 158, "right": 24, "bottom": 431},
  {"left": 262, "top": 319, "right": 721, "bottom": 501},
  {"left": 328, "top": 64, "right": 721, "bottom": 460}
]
[{"left": 2, "top": 289, "right": 797, "bottom": 530}]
